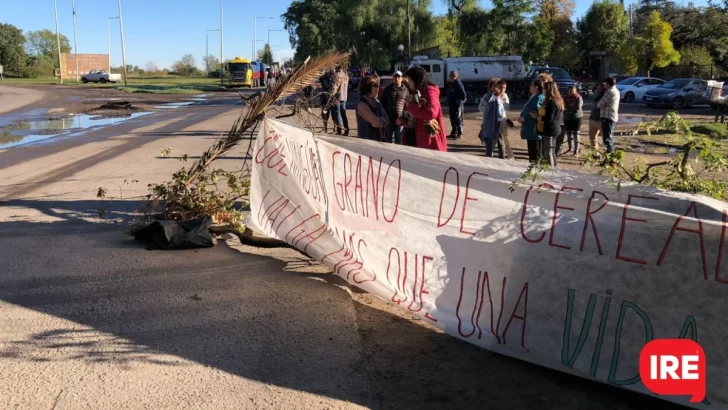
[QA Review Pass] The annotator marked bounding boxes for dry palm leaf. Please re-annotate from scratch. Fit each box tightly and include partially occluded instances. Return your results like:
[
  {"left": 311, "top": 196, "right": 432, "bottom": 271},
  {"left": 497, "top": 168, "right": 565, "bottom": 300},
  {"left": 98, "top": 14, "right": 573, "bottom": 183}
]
[{"left": 183, "top": 52, "right": 351, "bottom": 187}]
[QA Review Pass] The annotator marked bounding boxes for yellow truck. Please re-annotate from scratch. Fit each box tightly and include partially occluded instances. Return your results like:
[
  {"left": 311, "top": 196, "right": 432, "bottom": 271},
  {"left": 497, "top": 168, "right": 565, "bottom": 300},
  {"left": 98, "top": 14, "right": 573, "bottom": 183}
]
[{"left": 225, "top": 57, "right": 253, "bottom": 88}]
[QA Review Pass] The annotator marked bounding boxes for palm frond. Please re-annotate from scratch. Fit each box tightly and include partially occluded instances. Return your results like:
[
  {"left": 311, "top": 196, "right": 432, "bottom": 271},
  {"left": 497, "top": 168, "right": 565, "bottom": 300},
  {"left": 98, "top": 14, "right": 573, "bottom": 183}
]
[{"left": 182, "top": 52, "right": 350, "bottom": 186}]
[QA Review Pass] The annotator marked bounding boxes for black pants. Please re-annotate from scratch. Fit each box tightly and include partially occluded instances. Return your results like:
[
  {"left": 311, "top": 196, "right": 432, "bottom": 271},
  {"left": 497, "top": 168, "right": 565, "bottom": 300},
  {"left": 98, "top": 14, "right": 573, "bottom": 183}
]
[
  {"left": 540, "top": 132, "right": 558, "bottom": 167},
  {"left": 449, "top": 102, "right": 464, "bottom": 137},
  {"left": 564, "top": 118, "right": 583, "bottom": 154},
  {"left": 526, "top": 140, "right": 541, "bottom": 162},
  {"left": 404, "top": 128, "right": 417, "bottom": 147}
]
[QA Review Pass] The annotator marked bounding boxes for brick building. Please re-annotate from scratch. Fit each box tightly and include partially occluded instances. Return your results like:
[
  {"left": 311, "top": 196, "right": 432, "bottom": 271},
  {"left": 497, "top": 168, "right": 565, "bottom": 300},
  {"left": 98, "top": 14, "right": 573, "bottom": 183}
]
[{"left": 59, "top": 53, "right": 110, "bottom": 80}]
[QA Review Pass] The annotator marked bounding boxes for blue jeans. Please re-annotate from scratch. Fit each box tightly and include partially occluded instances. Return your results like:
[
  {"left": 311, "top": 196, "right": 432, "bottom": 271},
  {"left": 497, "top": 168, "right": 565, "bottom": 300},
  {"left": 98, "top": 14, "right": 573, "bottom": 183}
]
[
  {"left": 330, "top": 101, "right": 343, "bottom": 134},
  {"left": 338, "top": 102, "right": 349, "bottom": 134},
  {"left": 601, "top": 118, "right": 616, "bottom": 153},
  {"left": 384, "top": 122, "right": 403, "bottom": 144}
]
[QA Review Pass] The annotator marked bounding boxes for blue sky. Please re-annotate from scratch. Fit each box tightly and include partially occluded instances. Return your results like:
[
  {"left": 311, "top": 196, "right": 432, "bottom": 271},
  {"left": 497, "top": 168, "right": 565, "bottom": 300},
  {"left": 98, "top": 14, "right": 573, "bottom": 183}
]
[{"left": 2, "top": 0, "right": 707, "bottom": 70}]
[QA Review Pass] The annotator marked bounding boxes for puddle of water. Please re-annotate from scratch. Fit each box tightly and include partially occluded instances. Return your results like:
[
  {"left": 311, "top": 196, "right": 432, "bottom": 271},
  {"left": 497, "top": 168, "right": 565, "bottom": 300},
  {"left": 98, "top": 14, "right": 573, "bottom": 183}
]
[
  {"left": 85, "top": 97, "right": 139, "bottom": 102},
  {"left": 0, "top": 112, "right": 149, "bottom": 150},
  {"left": 620, "top": 117, "right": 644, "bottom": 124},
  {"left": 154, "top": 101, "right": 196, "bottom": 109},
  {"left": 633, "top": 146, "right": 678, "bottom": 154}
]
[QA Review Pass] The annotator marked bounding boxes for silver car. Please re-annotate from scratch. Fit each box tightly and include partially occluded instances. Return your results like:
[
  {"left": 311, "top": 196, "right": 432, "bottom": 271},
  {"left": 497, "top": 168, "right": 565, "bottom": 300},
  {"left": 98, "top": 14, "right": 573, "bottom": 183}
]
[{"left": 641, "top": 78, "right": 709, "bottom": 109}]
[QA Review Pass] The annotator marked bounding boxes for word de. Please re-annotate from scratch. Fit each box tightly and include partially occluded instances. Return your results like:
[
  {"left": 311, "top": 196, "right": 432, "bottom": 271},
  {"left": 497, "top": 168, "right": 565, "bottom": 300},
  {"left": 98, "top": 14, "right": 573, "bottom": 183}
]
[{"left": 639, "top": 339, "right": 706, "bottom": 403}]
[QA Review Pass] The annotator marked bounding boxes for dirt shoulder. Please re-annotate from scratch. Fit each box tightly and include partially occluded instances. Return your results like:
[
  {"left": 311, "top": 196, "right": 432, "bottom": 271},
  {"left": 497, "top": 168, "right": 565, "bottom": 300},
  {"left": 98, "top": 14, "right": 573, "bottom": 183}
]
[{"left": 0, "top": 86, "right": 46, "bottom": 115}]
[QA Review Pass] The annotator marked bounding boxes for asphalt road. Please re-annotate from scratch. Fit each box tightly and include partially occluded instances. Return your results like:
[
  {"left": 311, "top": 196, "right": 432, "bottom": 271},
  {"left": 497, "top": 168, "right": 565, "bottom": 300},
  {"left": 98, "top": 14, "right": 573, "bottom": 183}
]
[{"left": 0, "top": 87, "right": 689, "bottom": 410}]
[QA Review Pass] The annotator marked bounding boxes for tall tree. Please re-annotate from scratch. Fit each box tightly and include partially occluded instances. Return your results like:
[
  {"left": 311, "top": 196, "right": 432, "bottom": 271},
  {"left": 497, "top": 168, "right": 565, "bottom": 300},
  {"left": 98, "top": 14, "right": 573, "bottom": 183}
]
[
  {"left": 144, "top": 61, "right": 158, "bottom": 73},
  {"left": 173, "top": 54, "right": 197, "bottom": 76},
  {"left": 283, "top": 0, "right": 342, "bottom": 62},
  {"left": 577, "top": 1, "right": 629, "bottom": 55},
  {"left": 0, "top": 23, "right": 27, "bottom": 76},
  {"left": 635, "top": 10, "right": 680, "bottom": 76},
  {"left": 25, "top": 29, "right": 71, "bottom": 64},
  {"left": 202, "top": 55, "right": 220, "bottom": 71},
  {"left": 258, "top": 44, "right": 274, "bottom": 64}
]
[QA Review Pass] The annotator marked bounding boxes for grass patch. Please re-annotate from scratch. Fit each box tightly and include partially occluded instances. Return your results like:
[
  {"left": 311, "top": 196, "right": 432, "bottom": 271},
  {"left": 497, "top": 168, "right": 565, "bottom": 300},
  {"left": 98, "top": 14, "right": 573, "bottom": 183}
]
[
  {"left": 690, "top": 122, "right": 728, "bottom": 139},
  {"left": 1, "top": 76, "right": 226, "bottom": 94}
]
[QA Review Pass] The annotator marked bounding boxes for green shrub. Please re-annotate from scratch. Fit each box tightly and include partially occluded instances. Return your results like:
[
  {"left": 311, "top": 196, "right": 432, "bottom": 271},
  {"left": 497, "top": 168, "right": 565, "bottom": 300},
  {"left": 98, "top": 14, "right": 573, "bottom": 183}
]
[{"left": 690, "top": 123, "right": 728, "bottom": 139}]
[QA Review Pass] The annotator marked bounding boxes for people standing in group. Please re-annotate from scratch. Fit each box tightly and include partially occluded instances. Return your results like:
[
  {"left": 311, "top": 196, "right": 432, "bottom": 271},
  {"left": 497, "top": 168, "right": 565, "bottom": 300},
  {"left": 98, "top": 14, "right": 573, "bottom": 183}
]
[
  {"left": 319, "top": 69, "right": 343, "bottom": 134},
  {"left": 335, "top": 65, "right": 350, "bottom": 136},
  {"left": 355, "top": 76, "right": 388, "bottom": 141},
  {"left": 519, "top": 79, "right": 545, "bottom": 163},
  {"left": 480, "top": 79, "right": 508, "bottom": 158},
  {"left": 562, "top": 85, "right": 583, "bottom": 156},
  {"left": 380, "top": 70, "right": 409, "bottom": 144},
  {"left": 446, "top": 71, "right": 466, "bottom": 140},
  {"left": 598, "top": 77, "right": 620, "bottom": 156},
  {"left": 589, "top": 83, "right": 606, "bottom": 151},
  {"left": 537, "top": 81, "right": 564, "bottom": 167},
  {"left": 403, "top": 66, "right": 448, "bottom": 151}
]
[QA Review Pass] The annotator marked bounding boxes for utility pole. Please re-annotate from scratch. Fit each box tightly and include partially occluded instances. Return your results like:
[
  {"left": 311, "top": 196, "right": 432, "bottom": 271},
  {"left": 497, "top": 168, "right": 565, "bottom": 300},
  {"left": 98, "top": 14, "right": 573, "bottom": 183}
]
[
  {"left": 406, "top": 0, "right": 411, "bottom": 61},
  {"left": 221, "top": 0, "right": 224, "bottom": 86},
  {"left": 108, "top": 17, "right": 119, "bottom": 74},
  {"left": 72, "top": 0, "right": 79, "bottom": 82},
  {"left": 54, "top": 0, "right": 63, "bottom": 83},
  {"left": 206, "top": 29, "right": 219, "bottom": 74},
  {"left": 118, "top": 0, "right": 128, "bottom": 86}
]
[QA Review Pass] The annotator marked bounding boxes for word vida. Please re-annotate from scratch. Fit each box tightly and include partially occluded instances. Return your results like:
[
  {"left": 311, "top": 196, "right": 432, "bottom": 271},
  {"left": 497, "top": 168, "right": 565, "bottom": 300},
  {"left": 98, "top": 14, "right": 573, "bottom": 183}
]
[{"left": 639, "top": 339, "right": 706, "bottom": 403}]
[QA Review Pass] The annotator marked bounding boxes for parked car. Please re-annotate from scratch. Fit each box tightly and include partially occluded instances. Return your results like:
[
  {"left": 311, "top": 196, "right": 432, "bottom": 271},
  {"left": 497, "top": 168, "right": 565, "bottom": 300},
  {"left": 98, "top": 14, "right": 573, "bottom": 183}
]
[
  {"left": 521, "top": 66, "right": 582, "bottom": 98},
  {"left": 81, "top": 70, "right": 122, "bottom": 84},
  {"left": 641, "top": 78, "right": 709, "bottom": 109},
  {"left": 616, "top": 77, "right": 666, "bottom": 102}
]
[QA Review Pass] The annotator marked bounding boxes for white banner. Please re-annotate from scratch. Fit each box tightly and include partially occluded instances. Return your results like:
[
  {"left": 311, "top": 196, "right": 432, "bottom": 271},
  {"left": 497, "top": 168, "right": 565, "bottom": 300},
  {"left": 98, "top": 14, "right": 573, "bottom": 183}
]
[{"left": 249, "top": 119, "right": 728, "bottom": 409}]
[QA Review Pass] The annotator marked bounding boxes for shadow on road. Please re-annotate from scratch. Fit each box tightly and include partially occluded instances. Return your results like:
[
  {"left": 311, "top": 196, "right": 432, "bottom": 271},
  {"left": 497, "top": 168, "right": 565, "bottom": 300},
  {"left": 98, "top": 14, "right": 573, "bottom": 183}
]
[{"left": 0, "top": 198, "right": 688, "bottom": 409}]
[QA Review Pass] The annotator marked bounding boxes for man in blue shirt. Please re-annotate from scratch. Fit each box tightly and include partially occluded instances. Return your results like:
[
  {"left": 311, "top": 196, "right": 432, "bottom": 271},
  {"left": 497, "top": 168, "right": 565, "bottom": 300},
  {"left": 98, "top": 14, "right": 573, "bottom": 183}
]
[{"left": 447, "top": 71, "right": 466, "bottom": 140}]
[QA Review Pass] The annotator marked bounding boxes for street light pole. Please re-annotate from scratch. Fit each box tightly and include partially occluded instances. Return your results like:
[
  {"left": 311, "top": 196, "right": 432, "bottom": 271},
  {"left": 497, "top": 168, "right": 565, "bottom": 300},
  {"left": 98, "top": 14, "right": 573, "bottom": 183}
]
[
  {"left": 108, "top": 17, "right": 119, "bottom": 73},
  {"left": 206, "top": 29, "right": 219, "bottom": 74},
  {"left": 220, "top": 0, "right": 224, "bottom": 86},
  {"left": 254, "top": 17, "right": 274, "bottom": 61},
  {"left": 53, "top": 0, "right": 63, "bottom": 83},
  {"left": 72, "top": 0, "right": 79, "bottom": 82},
  {"left": 407, "top": 0, "right": 411, "bottom": 61},
  {"left": 117, "top": 0, "right": 128, "bottom": 86},
  {"left": 268, "top": 29, "right": 284, "bottom": 48}
]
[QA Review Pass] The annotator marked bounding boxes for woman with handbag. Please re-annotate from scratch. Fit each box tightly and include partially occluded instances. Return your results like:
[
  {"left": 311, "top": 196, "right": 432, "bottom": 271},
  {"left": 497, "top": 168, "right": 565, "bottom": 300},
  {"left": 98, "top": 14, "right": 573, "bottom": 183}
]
[{"left": 403, "top": 66, "right": 448, "bottom": 151}]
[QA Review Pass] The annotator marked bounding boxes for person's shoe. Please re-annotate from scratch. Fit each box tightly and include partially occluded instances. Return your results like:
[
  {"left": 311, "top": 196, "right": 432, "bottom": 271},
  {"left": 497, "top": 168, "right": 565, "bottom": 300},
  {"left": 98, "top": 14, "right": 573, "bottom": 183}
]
[
  {"left": 343, "top": 131, "right": 349, "bottom": 136},
  {"left": 454, "top": 135, "right": 463, "bottom": 140}
]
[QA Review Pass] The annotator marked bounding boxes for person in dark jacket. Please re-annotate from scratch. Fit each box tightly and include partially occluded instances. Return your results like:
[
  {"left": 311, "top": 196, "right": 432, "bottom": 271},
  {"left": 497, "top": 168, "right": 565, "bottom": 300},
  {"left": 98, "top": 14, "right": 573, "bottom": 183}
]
[
  {"left": 519, "top": 79, "right": 545, "bottom": 163},
  {"left": 379, "top": 70, "right": 409, "bottom": 144},
  {"left": 446, "top": 71, "right": 466, "bottom": 140},
  {"left": 537, "top": 80, "right": 564, "bottom": 167}
]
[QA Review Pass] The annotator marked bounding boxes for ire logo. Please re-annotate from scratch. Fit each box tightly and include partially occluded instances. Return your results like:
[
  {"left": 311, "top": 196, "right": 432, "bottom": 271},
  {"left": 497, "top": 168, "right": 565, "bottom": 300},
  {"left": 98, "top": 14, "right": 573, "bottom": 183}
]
[{"left": 639, "top": 339, "right": 706, "bottom": 403}]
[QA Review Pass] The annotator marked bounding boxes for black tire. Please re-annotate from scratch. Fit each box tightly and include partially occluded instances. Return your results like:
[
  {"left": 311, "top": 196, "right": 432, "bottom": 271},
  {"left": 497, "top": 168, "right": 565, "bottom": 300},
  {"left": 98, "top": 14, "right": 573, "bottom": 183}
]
[
  {"left": 672, "top": 97, "right": 684, "bottom": 110},
  {"left": 100, "top": 78, "right": 107, "bottom": 84},
  {"left": 81, "top": 78, "right": 88, "bottom": 83},
  {"left": 624, "top": 92, "right": 635, "bottom": 102}
]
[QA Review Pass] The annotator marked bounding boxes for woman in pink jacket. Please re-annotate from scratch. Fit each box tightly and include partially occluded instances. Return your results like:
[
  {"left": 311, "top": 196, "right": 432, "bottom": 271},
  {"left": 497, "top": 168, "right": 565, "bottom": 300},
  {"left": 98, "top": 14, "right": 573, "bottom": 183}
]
[{"left": 403, "top": 66, "right": 448, "bottom": 151}]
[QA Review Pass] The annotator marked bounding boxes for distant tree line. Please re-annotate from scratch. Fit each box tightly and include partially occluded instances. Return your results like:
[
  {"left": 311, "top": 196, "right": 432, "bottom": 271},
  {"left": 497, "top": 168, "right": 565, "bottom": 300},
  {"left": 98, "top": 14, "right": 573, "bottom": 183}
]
[{"left": 282, "top": 0, "right": 728, "bottom": 78}]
